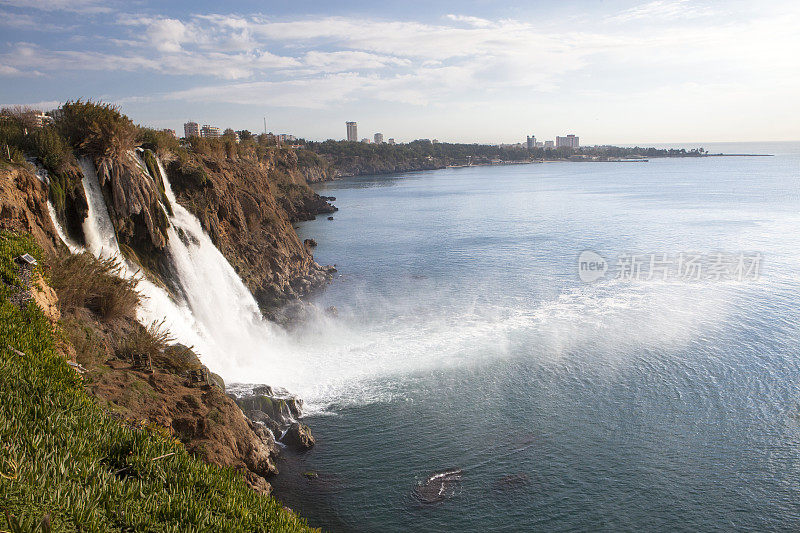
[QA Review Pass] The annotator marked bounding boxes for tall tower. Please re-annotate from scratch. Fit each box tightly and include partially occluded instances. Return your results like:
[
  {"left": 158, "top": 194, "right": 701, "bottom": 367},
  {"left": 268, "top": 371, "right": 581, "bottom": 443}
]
[{"left": 346, "top": 121, "right": 358, "bottom": 142}]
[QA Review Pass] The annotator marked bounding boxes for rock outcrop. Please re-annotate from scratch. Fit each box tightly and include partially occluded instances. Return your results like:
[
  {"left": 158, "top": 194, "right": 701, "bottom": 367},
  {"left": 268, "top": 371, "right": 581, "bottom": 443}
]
[
  {"left": 229, "top": 386, "right": 315, "bottom": 452},
  {"left": 283, "top": 422, "right": 315, "bottom": 451},
  {"left": 95, "top": 153, "right": 169, "bottom": 252},
  {"left": 0, "top": 166, "right": 62, "bottom": 257}
]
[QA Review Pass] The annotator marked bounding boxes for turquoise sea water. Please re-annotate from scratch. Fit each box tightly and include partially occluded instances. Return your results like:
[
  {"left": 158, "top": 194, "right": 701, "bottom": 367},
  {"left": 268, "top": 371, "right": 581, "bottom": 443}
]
[{"left": 279, "top": 142, "right": 800, "bottom": 532}]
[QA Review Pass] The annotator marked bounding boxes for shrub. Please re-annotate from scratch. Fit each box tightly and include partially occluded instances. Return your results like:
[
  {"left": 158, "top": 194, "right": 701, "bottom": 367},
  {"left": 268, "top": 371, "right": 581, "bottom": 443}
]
[
  {"left": 60, "top": 316, "right": 109, "bottom": 366},
  {"left": 116, "top": 320, "right": 173, "bottom": 362},
  {"left": 49, "top": 252, "right": 139, "bottom": 320},
  {"left": 56, "top": 100, "right": 137, "bottom": 161},
  {"left": 24, "top": 126, "right": 74, "bottom": 173},
  {"left": 137, "top": 127, "right": 183, "bottom": 159},
  {"left": 0, "top": 231, "right": 43, "bottom": 297}
]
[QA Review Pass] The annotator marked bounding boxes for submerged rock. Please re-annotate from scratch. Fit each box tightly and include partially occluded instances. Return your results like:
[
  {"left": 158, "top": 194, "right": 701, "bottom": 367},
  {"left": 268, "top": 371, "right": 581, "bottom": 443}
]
[
  {"left": 413, "top": 469, "right": 462, "bottom": 504},
  {"left": 492, "top": 473, "right": 531, "bottom": 491}
]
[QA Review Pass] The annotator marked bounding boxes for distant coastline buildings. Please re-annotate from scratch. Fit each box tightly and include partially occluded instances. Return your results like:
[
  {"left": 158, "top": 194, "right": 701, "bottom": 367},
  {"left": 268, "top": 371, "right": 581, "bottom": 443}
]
[
  {"left": 346, "top": 121, "right": 358, "bottom": 142},
  {"left": 556, "top": 134, "right": 580, "bottom": 149},
  {"left": 525, "top": 133, "right": 579, "bottom": 150},
  {"left": 374, "top": 133, "right": 384, "bottom": 144},
  {"left": 183, "top": 121, "right": 200, "bottom": 138},
  {"left": 201, "top": 125, "right": 221, "bottom": 139}
]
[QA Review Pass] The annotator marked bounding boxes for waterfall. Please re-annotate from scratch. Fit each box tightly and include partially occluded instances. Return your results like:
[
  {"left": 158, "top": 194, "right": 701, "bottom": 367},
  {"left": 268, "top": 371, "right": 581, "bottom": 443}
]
[
  {"left": 35, "top": 165, "right": 82, "bottom": 254},
  {"left": 75, "top": 156, "right": 214, "bottom": 360},
  {"left": 155, "top": 158, "right": 285, "bottom": 373},
  {"left": 49, "top": 154, "right": 290, "bottom": 379}
]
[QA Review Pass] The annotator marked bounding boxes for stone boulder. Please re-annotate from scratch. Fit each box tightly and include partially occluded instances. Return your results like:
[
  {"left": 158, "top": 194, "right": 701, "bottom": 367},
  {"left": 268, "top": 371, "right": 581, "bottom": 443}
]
[{"left": 282, "top": 422, "right": 315, "bottom": 450}]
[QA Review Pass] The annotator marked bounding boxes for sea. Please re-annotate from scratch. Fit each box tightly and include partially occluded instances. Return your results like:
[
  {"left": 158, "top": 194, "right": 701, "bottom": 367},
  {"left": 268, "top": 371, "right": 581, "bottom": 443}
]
[{"left": 269, "top": 142, "right": 800, "bottom": 532}]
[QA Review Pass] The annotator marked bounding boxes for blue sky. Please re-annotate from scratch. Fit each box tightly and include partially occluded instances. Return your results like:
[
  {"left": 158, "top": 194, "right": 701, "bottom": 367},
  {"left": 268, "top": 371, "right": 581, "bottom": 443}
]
[{"left": 1, "top": 0, "right": 798, "bottom": 144}]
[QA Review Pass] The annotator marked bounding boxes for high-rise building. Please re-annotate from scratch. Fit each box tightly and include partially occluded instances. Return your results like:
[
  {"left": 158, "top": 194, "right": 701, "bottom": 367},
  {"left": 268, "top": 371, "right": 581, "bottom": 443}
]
[
  {"left": 544, "top": 140, "right": 555, "bottom": 148},
  {"left": 184, "top": 121, "right": 200, "bottom": 138},
  {"left": 556, "top": 134, "right": 579, "bottom": 149},
  {"left": 526, "top": 135, "right": 536, "bottom": 150},
  {"left": 374, "top": 133, "right": 384, "bottom": 144},
  {"left": 346, "top": 121, "right": 358, "bottom": 142},
  {"left": 388, "top": 138, "right": 395, "bottom": 145},
  {"left": 200, "top": 125, "right": 221, "bottom": 138}
]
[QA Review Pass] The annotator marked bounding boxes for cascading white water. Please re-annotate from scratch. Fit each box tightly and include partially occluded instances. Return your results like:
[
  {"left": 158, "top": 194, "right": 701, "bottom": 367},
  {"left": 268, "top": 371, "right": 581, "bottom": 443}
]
[
  {"left": 155, "top": 158, "right": 287, "bottom": 373},
  {"left": 76, "top": 156, "right": 213, "bottom": 355}
]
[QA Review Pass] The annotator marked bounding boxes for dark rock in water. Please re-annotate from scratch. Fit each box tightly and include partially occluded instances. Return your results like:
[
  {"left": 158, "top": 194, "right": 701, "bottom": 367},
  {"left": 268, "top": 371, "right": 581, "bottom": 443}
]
[
  {"left": 282, "top": 422, "right": 315, "bottom": 450},
  {"left": 303, "top": 471, "right": 318, "bottom": 480},
  {"left": 327, "top": 216, "right": 334, "bottom": 220},
  {"left": 234, "top": 394, "right": 300, "bottom": 426},
  {"left": 326, "top": 305, "right": 339, "bottom": 317},
  {"left": 492, "top": 473, "right": 530, "bottom": 491},
  {"left": 320, "top": 196, "right": 336, "bottom": 201},
  {"left": 413, "top": 469, "right": 462, "bottom": 504},
  {"left": 303, "top": 238, "right": 317, "bottom": 248}
]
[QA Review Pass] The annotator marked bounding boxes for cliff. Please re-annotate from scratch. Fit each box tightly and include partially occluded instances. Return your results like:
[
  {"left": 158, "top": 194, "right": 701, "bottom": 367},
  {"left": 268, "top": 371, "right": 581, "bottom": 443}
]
[
  {"left": 0, "top": 165, "right": 63, "bottom": 256},
  {"left": 0, "top": 102, "right": 336, "bottom": 528},
  {"left": 164, "top": 149, "right": 336, "bottom": 310}
]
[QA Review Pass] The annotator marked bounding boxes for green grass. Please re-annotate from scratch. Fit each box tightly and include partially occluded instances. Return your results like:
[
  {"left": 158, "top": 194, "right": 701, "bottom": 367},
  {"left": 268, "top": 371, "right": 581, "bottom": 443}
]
[{"left": 0, "top": 232, "right": 317, "bottom": 532}]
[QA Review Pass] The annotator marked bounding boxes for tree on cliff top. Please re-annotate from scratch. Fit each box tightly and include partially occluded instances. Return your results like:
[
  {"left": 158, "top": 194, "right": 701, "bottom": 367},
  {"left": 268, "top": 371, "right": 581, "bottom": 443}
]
[{"left": 56, "top": 100, "right": 138, "bottom": 162}]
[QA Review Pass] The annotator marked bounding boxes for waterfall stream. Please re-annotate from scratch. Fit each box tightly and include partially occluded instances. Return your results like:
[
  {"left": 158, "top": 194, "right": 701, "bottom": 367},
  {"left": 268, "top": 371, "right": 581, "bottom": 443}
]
[
  {"left": 44, "top": 154, "right": 292, "bottom": 382},
  {"left": 74, "top": 156, "right": 222, "bottom": 366}
]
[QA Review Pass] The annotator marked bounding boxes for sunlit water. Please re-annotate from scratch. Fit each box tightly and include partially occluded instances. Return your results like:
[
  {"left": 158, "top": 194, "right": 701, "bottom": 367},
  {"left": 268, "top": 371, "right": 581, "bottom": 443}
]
[{"left": 267, "top": 142, "right": 800, "bottom": 532}]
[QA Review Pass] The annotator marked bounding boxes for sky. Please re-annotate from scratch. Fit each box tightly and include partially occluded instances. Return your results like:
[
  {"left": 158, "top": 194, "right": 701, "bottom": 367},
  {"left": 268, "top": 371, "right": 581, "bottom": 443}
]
[{"left": 1, "top": 0, "right": 798, "bottom": 145}]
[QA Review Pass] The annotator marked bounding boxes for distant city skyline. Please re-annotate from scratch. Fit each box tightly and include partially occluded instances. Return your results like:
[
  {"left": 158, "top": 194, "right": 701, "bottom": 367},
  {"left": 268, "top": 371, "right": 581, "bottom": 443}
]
[{"left": 2, "top": 1, "right": 797, "bottom": 144}]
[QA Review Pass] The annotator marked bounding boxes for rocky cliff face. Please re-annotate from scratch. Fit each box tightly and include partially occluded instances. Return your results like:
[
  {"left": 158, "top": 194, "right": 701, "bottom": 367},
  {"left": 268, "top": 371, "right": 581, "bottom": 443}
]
[
  {"left": 0, "top": 165, "right": 63, "bottom": 258},
  {"left": 165, "top": 152, "right": 336, "bottom": 310},
  {"left": 0, "top": 164, "right": 307, "bottom": 494},
  {"left": 95, "top": 153, "right": 170, "bottom": 254}
]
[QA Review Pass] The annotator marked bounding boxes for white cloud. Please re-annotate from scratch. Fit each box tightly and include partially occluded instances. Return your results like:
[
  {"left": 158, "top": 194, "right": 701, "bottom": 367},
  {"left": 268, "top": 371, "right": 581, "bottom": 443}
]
[
  {"left": 0, "top": 99, "right": 62, "bottom": 110},
  {"left": 0, "top": 0, "right": 112, "bottom": 13},
  {"left": 445, "top": 14, "right": 494, "bottom": 27},
  {"left": 303, "top": 51, "right": 410, "bottom": 72},
  {"left": 146, "top": 18, "right": 192, "bottom": 53},
  {"left": 2, "top": 5, "right": 799, "bottom": 142},
  {"left": 608, "top": 0, "right": 714, "bottom": 22}
]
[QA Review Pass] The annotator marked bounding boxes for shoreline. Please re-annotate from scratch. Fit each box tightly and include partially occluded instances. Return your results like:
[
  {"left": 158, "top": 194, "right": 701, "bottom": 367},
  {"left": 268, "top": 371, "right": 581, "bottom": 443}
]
[{"left": 324, "top": 153, "right": 774, "bottom": 179}]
